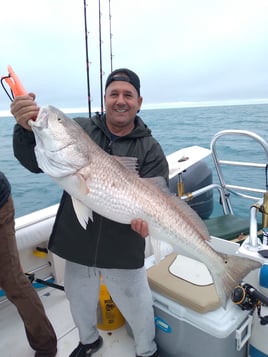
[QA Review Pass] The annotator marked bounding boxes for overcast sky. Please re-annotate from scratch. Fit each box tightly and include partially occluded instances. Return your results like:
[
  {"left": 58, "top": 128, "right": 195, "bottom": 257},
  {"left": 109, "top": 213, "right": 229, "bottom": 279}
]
[{"left": 0, "top": 0, "right": 268, "bottom": 114}]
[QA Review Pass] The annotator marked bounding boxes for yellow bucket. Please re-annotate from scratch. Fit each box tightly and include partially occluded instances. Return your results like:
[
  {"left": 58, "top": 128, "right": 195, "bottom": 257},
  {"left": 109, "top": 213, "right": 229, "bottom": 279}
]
[{"left": 97, "top": 280, "right": 125, "bottom": 330}]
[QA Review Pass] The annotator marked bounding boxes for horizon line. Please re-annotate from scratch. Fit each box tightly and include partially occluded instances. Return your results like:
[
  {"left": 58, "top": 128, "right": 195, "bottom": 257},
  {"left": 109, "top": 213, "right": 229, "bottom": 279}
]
[{"left": 1, "top": 98, "right": 268, "bottom": 117}]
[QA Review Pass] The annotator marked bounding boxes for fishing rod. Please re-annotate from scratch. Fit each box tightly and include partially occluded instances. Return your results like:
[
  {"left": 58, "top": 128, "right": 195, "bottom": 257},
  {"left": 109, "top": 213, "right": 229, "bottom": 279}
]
[
  {"left": 83, "top": 0, "right": 114, "bottom": 116},
  {"left": 108, "top": 0, "right": 113, "bottom": 72},
  {"left": 83, "top": 0, "right": 91, "bottom": 118},
  {"left": 98, "top": 0, "right": 104, "bottom": 115}
]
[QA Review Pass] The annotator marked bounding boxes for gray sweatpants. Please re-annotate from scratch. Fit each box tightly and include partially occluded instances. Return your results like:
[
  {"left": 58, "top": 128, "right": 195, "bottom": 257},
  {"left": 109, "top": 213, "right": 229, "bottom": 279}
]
[{"left": 64, "top": 260, "right": 157, "bottom": 356}]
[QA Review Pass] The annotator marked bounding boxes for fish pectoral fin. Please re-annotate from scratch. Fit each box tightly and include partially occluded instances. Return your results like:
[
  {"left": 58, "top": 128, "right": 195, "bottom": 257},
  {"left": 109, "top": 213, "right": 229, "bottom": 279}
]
[
  {"left": 71, "top": 197, "right": 93, "bottom": 229},
  {"left": 77, "top": 170, "right": 91, "bottom": 194}
]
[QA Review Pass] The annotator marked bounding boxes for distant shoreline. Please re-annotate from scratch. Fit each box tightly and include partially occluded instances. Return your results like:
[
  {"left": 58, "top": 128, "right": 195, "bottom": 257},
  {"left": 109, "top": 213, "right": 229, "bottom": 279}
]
[{"left": 1, "top": 98, "right": 268, "bottom": 118}]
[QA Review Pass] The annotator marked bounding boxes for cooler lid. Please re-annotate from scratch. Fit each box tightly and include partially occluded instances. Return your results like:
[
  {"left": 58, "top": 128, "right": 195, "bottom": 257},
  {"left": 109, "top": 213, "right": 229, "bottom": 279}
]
[{"left": 147, "top": 253, "right": 220, "bottom": 313}]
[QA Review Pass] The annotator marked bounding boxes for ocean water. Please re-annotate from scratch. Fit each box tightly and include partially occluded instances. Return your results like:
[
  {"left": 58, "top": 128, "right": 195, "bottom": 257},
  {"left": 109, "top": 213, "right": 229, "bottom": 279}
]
[{"left": 0, "top": 103, "right": 267, "bottom": 218}]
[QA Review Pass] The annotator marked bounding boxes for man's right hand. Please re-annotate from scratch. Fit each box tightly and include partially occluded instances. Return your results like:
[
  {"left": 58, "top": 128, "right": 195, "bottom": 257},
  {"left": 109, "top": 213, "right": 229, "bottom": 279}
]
[{"left": 10, "top": 93, "right": 39, "bottom": 131}]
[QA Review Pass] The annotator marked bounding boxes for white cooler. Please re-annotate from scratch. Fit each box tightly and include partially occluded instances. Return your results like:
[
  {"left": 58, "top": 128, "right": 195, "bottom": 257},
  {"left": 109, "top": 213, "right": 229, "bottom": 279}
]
[{"left": 147, "top": 253, "right": 252, "bottom": 357}]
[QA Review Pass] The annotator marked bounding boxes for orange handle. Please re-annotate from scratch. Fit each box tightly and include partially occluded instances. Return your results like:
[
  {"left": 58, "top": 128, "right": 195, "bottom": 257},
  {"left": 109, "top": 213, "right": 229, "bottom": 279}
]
[
  {"left": 4, "top": 65, "right": 27, "bottom": 97},
  {"left": 2, "top": 65, "right": 37, "bottom": 120}
]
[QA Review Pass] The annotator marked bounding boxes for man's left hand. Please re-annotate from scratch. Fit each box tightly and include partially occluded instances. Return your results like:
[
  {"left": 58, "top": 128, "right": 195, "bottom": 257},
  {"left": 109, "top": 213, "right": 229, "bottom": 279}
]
[{"left": 131, "top": 219, "right": 149, "bottom": 238}]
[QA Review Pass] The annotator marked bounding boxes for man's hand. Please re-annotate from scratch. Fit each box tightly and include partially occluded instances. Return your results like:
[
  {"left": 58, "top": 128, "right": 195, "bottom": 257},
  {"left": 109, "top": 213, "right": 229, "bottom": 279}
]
[
  {"left": 10, "top": 93, "right": 39, "bottom": 130},
  {"left": 131, "top": 219, "right": 149, "bottom": 238}
]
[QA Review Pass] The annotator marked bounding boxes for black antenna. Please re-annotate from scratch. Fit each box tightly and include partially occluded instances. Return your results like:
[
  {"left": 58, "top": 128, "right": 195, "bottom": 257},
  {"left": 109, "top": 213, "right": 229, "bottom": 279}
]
[
  {"left": 98, "top": 0, "right": 104, "bottom": 115},
  {"left": 83, "top": 0, "right": 91, "bottom": 117},
  {"left": 108, "top": 0, "right": 113, "bottom": 72}
]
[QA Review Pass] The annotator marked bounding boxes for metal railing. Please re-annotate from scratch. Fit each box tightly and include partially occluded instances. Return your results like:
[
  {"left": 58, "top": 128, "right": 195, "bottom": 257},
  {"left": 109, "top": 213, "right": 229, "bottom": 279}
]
[{"left": 210, "top": 130, "right": 268, "bottom": 215}]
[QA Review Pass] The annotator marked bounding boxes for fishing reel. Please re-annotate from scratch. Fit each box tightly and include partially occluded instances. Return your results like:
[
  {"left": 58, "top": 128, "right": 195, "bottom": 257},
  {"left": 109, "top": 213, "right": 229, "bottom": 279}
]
[{"left": 232, "top": 282, "right": 268, "bottom": 325}]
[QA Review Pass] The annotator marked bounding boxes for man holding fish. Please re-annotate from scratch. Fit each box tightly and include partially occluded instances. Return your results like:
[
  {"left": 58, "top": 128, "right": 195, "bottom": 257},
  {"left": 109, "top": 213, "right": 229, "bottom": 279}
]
[{"left": 11, "top": 69, "right": 167, "bottom": 357}]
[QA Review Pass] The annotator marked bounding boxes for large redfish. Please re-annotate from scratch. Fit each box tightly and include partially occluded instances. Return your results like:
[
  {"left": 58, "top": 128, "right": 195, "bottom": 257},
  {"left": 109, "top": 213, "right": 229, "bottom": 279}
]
[{"left": 29, "top": 106, "right": 261, "bottom": 307}]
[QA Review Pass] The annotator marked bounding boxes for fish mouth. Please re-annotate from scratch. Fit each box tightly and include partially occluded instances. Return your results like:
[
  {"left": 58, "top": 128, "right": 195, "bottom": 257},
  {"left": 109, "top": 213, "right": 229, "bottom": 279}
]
[{"left": 29, "top": 107, "right": 49, "bottom": 128}]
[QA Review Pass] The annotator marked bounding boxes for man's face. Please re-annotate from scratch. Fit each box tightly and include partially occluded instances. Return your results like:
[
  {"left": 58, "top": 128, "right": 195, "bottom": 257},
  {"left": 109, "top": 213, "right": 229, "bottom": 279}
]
[{"left": 104, "top": 80, "right": 142, "bottom": 134}]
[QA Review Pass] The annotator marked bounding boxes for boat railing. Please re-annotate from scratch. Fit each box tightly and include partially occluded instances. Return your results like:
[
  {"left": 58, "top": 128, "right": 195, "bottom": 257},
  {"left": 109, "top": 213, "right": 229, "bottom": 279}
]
[
  {"left": 210, "top": 129, "right": 268, "bottom": 216},
  {"left": 180, "top": 130, "right": 268, "bottom": 249},
  {"left": 207, "top": 130, "right": 268, "bottom": 249},
  {"left": 181, "top": 183, "right": 230, "bottom": 215}
]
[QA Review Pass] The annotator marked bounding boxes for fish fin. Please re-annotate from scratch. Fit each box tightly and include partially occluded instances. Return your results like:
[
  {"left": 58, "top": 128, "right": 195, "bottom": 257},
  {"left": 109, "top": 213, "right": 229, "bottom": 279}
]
[
  {"left": 151, "top": 236, "right": 175, "bottom": 264},
  {"left": 71, "top": 197, "right": 93, "bottom": 229},
  {"left": 77, "top": 168, "right": 91, "bottom": 194},
  {"left": 144, "top": 176, "right": 211, "bottom": 242},
  {"left": 211, "top": 253, "right": 261, "bottom": 307},
  {"left": 168, "top": 193, "right": 211, "bottom": 241},
  {"left": 143, "top": 176, "right": 171, "bottom": 194},
  {"left": 114, "top": 156, "right": 139, "bottom": 174}
]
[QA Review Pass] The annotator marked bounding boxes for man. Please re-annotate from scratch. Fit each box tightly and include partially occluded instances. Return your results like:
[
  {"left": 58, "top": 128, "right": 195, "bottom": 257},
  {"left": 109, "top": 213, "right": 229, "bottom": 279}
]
[
  {"left": 0, "top": 171, "right": 57, "bottom": 356},
  {"left": 11, "top": 68, "right": 168, "bottom": 357}
]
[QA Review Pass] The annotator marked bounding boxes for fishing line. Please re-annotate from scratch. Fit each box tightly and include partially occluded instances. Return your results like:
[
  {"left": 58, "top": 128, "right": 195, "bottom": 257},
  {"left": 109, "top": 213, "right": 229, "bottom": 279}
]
[{"left": 83, "top": 0, "right": 91, "bottom": 118}]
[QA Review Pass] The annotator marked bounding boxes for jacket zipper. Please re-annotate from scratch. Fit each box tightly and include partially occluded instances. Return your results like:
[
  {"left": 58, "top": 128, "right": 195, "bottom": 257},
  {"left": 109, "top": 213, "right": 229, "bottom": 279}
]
[{"left": 107, "top": 139, "right": 113, "bottom": 154}]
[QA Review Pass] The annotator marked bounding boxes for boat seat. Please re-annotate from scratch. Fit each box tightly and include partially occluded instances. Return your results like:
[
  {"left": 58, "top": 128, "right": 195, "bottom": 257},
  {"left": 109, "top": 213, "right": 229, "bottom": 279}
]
[{"left": 204, "top": 214, "right": 251, "bottom": 242}]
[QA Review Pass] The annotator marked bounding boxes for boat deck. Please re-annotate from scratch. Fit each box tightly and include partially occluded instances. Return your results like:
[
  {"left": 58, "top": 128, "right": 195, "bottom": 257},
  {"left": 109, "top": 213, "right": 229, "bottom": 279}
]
[{"left": 0, "top": 285, "right": 136, "bottom": 357}]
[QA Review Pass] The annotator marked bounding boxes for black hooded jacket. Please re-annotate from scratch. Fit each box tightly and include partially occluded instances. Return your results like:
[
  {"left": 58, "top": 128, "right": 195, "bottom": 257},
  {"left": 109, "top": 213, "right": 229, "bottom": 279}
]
[{"left": 13, "top": 114, "right": 169, "bottom": 268}]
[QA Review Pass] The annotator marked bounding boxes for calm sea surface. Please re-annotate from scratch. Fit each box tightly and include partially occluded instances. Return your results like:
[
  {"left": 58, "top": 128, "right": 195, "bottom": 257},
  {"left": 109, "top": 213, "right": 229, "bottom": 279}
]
[{"left": 0, "top": 103, "right": 267, "bottom": 218}]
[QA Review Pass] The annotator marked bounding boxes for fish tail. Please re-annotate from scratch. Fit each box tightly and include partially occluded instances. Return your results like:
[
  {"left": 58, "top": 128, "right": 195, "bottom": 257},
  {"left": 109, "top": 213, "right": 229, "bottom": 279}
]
[{"left": 212, "top": 254, "right": 261, "bottom": 307}]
